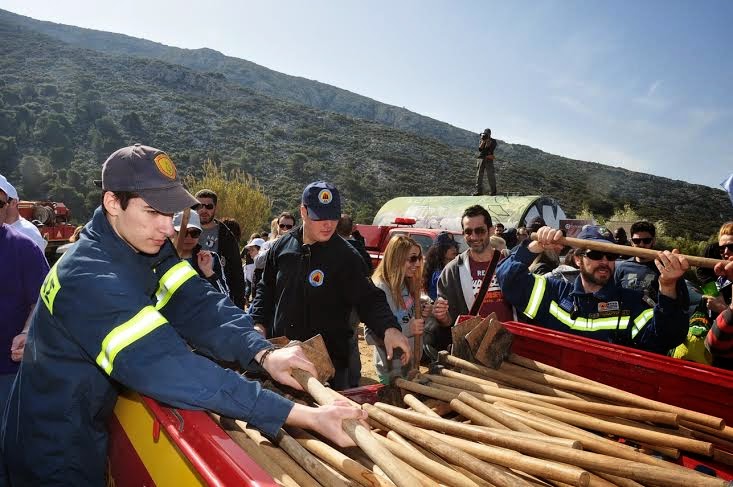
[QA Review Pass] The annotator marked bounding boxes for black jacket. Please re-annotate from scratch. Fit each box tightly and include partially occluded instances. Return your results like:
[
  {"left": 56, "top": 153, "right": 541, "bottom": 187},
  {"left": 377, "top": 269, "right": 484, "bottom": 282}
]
[
  {"left": 250, "top": 226, "right": 400, "bottom": 368},
  {"left": 216, "top": 219, "right": 246, "bottom": 308}
]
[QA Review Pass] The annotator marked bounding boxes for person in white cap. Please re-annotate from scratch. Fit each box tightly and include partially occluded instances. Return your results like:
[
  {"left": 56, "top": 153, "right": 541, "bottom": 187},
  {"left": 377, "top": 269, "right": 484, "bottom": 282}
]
[
  {"left": 0, "top": 174, "right": 47, "bottom": 253},
  {"left": 243, "top": 237, "right": 265, "bottom": 303},
  {"left": 172, "top": 210, "right": 229, "bottom": 296}
]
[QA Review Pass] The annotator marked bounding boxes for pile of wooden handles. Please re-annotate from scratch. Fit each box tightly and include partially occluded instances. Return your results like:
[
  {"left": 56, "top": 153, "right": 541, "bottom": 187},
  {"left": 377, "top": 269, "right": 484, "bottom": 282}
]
[{"left": 212, "top": 349, "right": 733, "bottom": 487}]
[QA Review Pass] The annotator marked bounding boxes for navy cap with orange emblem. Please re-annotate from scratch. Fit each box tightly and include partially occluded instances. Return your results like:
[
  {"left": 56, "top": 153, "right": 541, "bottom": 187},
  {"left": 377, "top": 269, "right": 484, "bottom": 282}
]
[
  {"left": 302, "top": 180, "right": 341, "bottom": 221},
  {"left": 99, "top": 144, "right": 198, "bottom": 214}
]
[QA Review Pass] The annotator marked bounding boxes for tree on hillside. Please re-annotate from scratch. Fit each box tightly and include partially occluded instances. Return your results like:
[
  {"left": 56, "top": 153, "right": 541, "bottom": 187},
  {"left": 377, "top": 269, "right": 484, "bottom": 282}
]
[
  {"left": 18, "top": 155, "right": 51, "bottom": 199},
  {"left": 184, "top": 160, "right": 271, "bottom": 244}
]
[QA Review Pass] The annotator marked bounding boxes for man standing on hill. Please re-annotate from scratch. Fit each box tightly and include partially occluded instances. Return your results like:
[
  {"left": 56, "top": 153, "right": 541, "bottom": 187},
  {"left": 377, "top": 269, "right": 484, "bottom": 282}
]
[
  {"left": 250, "top": 181, "right": 411, "bottom": 389},
  {"left": 474, "top": 128, "right": 497, "bottom": 196},
  {"left": 195, "top": 189, "right": 246, "bottom": 308}
]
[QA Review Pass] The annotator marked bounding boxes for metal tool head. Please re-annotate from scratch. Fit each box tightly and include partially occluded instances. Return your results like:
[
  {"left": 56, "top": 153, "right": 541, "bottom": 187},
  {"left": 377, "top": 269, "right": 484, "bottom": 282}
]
[
  {"left": 450, "top": 315, "right": 483, "bottom": 360},
  {"left": 474, "top": 316, "right": 513, "bottom": 369}
]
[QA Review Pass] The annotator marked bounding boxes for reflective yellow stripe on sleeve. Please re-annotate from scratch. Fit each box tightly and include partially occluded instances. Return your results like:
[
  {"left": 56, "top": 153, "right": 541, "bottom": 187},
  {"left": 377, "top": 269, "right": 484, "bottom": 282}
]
[
  {"left": 40, "top": 263, "right": 62, "bottom": 315},
  {"left": 154, "top": 261, "right": 198, "bottom": 310},
  {"left": 96, "top": 306, "right": 167, "bottom": 375},
  {"left": 523, "top": 275, "right": 547, "bottom": 319},
  {"left": 631, "top": 308, "right": 655, "bottom": 339}
]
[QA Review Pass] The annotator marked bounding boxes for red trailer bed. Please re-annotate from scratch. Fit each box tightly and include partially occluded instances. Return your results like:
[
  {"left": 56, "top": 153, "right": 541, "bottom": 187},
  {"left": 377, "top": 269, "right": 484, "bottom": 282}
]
[{"left": 108, "top": 320, "right": 733, "bottom": 485}]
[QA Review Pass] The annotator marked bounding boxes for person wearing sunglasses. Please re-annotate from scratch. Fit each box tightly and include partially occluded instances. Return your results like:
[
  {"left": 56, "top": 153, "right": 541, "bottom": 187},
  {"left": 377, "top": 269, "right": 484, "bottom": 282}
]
[
  {"left": 172, "top": 210, "right": 229, "bottom": 296},
  {"left": 253, "top": 211, "right": 297, "bottom": 276},
  {"left": 250, "top": 181, "right": 411, "bottom": 390},
  {"left": 426, "top": 205, "right": 515, "bottom": 359},
  {"left": 614, "top": 221, "right": 661, "bottom": 303},
  {"left": 368, "top": 235, "right": 430, "bottom": 384},
  {"left": 497, "top": 224, "right": 690, "bottom": 355},
  {"left": 704, "top": 222, "right": 733, "bottom": 370},
  {"left": 194, "top": 189, "right": 246, "bottom": 309}
]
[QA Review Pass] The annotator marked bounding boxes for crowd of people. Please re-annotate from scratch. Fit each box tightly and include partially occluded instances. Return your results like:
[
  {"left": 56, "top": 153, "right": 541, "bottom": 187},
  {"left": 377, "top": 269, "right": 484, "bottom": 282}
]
[{"left": 1, "top": 142, "right": 733, "bottom": 484}]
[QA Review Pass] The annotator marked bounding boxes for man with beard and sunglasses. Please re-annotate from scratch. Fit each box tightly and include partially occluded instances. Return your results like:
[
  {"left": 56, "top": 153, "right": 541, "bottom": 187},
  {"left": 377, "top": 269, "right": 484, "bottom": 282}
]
[
  {"left": 497, "top": 225, "right": 690, "bottom": 354},
  {"left": 425, "top": 205, "right": 516, "bottom": 358},
  {"left": 195, "top": 189, "right": 246, "bottom": 308},
  {"left": 614, "top": 221, "right": 661, "bottom": 303}
]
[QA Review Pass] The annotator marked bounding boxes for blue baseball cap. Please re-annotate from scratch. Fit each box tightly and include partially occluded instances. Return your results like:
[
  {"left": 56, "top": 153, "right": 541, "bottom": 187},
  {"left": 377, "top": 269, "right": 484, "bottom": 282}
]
[
  {"left": 577, "top": 225, "right": 614, "bottom": 243},
  {"left": 302, "top": 180, "right": 341, "bottom": 221}
]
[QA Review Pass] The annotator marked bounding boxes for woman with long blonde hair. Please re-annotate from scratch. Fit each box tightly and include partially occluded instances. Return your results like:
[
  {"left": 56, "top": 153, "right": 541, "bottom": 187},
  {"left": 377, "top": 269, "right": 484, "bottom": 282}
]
[{"left": 367, "top": 235, "right": 428, "bottom": 383}]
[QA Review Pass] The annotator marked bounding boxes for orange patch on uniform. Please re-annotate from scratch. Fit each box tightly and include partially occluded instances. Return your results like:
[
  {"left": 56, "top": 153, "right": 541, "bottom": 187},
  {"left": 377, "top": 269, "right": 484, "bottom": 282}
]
[
  {"left": 308, "top": 269, "right": 325, "bottom": 287},
  {"left": 154, "top": 153, "right": 177, "bottom": 180},
  {"left": 318, "top": 189, "right": 332, "bottom": 204}
]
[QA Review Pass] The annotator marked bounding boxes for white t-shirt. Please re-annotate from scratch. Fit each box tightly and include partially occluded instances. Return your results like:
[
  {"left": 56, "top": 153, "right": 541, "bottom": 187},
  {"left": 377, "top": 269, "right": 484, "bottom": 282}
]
[{"left": 11, "top": 218, "right": 47, "bottom": 252}]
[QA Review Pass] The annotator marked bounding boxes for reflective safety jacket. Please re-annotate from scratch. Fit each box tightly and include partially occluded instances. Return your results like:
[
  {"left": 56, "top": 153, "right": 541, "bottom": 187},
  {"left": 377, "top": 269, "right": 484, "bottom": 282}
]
[
  {"left": 497, "top": 243, "right": 689, "bottom": 354},
  {"left": 2, "top": 207, "right": 292, "bottom": 486}
]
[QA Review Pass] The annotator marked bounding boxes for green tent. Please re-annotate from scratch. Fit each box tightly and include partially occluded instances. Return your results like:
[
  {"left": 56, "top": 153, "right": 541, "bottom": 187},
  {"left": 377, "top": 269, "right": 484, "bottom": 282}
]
[{"left": 372, "top": 195, "right": 567, "bottom": 231}]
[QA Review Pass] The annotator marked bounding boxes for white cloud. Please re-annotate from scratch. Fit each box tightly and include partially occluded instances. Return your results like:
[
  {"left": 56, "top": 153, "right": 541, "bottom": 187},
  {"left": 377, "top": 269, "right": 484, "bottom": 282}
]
[{"left": 632, "top": 79, "right": 668, "bottom": 110}]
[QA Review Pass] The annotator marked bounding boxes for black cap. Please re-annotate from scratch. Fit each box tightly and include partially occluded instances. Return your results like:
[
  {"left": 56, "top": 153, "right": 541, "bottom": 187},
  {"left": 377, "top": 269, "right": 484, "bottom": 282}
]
[
  {"left": 99, "top": 144, "right": 198, "bottom": 214},
  {"left": 302, "top": 180, "right": 341, "bottom": 221}
]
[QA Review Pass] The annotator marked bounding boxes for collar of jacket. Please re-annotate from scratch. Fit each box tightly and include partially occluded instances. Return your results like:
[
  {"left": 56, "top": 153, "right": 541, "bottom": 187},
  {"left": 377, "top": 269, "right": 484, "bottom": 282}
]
[
  {"left": 85, "top": 205, "right": 176, "bottom": 268},
  {"left": 569, "top": 273, "right": 620, "bottom": 301}
]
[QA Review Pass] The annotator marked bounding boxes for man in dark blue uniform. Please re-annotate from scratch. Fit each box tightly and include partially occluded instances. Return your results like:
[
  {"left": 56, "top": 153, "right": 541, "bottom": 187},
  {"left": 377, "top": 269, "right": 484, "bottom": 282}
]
[
  {"left": 497, "top": 225, "right": 690, "bottom": 354},
  {"left": 1, "top": 145, "right": 364, "bottom": 486}
]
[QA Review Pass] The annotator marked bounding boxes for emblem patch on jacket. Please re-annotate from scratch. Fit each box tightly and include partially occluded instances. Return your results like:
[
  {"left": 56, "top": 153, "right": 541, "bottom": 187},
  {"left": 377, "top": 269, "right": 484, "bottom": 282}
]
[
  {"left": 598, "top": 301, "right": 620, "bottom": 312},
  {"left": 308, "top": 269, "right": 325, "bottom": 286}
]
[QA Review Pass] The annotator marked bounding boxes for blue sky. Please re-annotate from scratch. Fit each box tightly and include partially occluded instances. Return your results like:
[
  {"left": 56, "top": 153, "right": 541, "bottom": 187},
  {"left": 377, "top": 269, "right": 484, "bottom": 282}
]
[{"left": 1, "top": 0, "right": 731, "bottom": 188}]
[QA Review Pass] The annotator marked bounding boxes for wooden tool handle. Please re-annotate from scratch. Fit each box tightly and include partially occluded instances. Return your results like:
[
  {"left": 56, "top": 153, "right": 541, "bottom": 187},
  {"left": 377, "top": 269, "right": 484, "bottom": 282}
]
[
  {"left": 290, "top": 368, "right": 422, "bottom": 487},
  {"left": 174, "top": 207, "right": 190, "bottom": 256},
  {"left": 530, "top": 232, "right": 725, "bottom": 269}
]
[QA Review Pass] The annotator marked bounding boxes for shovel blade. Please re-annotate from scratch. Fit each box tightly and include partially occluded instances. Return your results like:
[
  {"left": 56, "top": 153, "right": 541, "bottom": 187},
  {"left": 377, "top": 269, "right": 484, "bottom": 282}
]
[
  {"left": 286, "top": 335, "right": 336, "bottom": 383},
  {"left": 474, "top": 317, "right": 513, "bottom": 369},
  {"left": 451, "top": 315, "right": 482, "bottom": 360}
]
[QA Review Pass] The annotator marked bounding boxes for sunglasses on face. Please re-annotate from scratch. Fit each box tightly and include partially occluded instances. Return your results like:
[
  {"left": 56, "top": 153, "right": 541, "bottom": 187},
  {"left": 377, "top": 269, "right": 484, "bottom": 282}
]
[
  {"left": 186, "top": 229, "right": 201, "bottom": 238},
  {"left": 279, "top": 223, "right": 294, "bottom": 230},
  {"left": 631, "top": 237, "right": 653, "bottom": 245},
  {"left": 581, "top": 250, "right": 619, "bottom": 261},
  {"left": 194, "top": 203, "right": 215, "bottom": 210},
  {"left": 720, "top": 243, "right": 733, "bottom": 253},
  {"left": 407, "top": 254, "right": 423, "bottom": 263},
  {"left": 463, "top": 227, "right": 487, "bottom": 236}
]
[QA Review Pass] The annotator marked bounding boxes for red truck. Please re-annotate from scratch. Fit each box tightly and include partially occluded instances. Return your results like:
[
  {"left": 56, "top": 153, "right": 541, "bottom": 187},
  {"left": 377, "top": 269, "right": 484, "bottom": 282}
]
[
  {"left": 18, "top": 200, "right": 76, "bottom": 258},
  {"left": 355, "top": 217, "right": 468, "bottom": 268}
]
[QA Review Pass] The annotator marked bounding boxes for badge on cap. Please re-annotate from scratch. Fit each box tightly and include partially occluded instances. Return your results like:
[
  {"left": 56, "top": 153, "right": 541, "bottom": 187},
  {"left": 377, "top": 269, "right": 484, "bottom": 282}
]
[
  {"left": 154, "top": 153, "right": 177, "bottom": 180},
  {"left": 308, "top": 269, "right": 325, "bottom": 287},
  {"left": 318, "top": 189, "right": 332, "bottom": 205}
]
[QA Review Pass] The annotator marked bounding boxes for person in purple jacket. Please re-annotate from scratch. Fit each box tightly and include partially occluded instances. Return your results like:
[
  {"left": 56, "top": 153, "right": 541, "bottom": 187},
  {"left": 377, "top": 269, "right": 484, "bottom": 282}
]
[
  {"left": 0, "top": 179, "right": 49, "bottom": 485},
  {"left": 0, "top": 179, "right": 49, "bottom": 401}
]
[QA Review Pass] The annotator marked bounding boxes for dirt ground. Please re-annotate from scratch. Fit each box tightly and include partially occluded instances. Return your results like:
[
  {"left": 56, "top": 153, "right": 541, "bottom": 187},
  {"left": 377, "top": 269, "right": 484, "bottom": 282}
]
[{"left": 356, "top": 324, "right": 381, "bottom": 386}]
